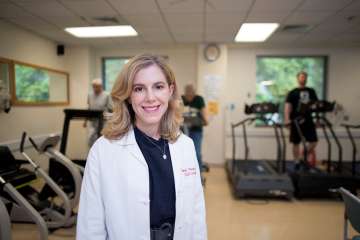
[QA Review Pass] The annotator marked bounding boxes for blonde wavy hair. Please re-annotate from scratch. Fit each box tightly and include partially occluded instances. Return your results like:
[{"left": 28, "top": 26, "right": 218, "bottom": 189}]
[{"left": 102, "top": 53, "right": 183, "bottom": 142}]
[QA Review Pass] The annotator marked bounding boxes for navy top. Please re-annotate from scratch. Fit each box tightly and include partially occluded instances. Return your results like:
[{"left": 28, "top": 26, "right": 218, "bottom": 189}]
[{"left": 133, "top": 127, "right": 176, "bottom": 229}]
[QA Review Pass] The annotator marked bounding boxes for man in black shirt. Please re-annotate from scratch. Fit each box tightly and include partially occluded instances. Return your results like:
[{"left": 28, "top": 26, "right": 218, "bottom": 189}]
[
  {"left": 284, "top": 71, "right": 318, "bottom": 164},
  {"left": 182, "top": 84, "right": 208, "bottom": 172}
]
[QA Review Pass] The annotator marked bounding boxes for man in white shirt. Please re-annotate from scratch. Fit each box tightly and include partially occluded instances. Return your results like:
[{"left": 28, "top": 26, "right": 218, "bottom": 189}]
[{"left": 83, "top": 78, "right": 112, "bottom": 147}]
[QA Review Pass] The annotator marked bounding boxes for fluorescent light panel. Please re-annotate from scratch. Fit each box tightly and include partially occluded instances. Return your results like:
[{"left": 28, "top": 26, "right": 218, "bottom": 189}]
[
  {"left": 235, "top": 23, "right": 279, "bottom": 42},
  {"left": 65, "top": 25, "right": 138, "bottom": 38}
]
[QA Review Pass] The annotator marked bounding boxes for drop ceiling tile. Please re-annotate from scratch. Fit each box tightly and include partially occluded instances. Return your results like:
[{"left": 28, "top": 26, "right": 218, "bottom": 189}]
[
  {"left": 299, "top": 0, "right": 353, "bottom": 11},
  {"left": 14, "top": 1, "right": 74, "bottom": 17},
  {"left": 124, "top": 14, "right": 165, "bottom": 28},
  {"left": 107, "top": 0, "right": 159, "bottom": 14},
  {"left": 0, "top": 3, "right": 33, "bottom": 18},
  {"left": 205, "top": 33, "right": 234, "bottom": 43},
  {"left": 164, "top": 12, "right": 203, "bottom": 28},
  {"left": 267, "top": 32, "right": 302, "bottom": 42},
  {"left": 40, "top": 16, "right": 88, "bottom": 28},
  {"left": 157, "top": 0, "right": 204, "bottom": 13},
  {"left": 285, "top": 11, "right": 334, "bottom": 25},
  {"left": 344, "top": 0, "right": 360, "bottom": 10},
  {"left": 205, "top": 0, "right": 253, "bottom": 12},
  {"left": 247, "top": 11, "right": 289, "bottom": 22},
  {"left": 332, "top": 32, "right": 360, "bottom": 42},
  {"left": 251, "top": 0, "right": 303, "bottom": 12},
  {"left": 134, "top": 26, "right": 169, "bottom": 35},
  {"left": 59, "top": 0, "right": 117, "bottom": 17},
  {"left": 7, "top": 16, "right": 57, "bottom": 31},
  {"left": 206, "top": 25, "right": 238, "bottom": 36},
  {"left": 206, "top": 12, "right": 246, "bottom": 27}
]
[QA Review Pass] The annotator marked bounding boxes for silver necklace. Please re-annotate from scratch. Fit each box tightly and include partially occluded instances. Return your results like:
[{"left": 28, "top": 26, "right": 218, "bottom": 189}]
[{"left": 143, "top": 134, "right": 167, "bottom": 160}]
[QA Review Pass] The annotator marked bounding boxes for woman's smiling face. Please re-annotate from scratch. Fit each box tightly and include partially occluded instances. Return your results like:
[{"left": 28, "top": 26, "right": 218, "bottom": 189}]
[{"left": 130, "top": 64, "right": 174, "bottom": 130}]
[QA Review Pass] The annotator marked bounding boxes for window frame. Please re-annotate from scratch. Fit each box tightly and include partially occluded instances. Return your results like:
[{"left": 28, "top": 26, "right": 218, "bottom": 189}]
[
  {"left": 0, "top": 57, "right": 70, "bottom": 106},
  {"left": 12, "top": 60, "right": 70, "bottom": 106},
  {"left": 101, "top": 56, "right": 132, "bottom": 92}
]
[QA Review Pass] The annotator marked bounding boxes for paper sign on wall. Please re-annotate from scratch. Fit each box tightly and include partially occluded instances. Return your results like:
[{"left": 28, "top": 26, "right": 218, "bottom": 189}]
[
  {"left": 207, "top": 101, "right": 219, "bottom": 115},
  {"left": 204, "top": 74, "right": 223, "bottom": 115}
]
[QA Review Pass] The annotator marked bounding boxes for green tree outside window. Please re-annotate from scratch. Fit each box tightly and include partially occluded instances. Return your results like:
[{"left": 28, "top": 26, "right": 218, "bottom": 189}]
[{"left": 256, "top": 56, "right": 326, "bottom": 124}]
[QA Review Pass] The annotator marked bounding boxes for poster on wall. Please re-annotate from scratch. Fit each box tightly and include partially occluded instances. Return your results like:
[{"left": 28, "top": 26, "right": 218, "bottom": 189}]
[{"left": 204, "top": 74, "right": 223, "bottom": 115}]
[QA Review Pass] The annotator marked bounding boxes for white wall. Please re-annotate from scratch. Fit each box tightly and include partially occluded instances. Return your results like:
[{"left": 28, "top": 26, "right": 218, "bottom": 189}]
[
  {"left": 0, "top": 20, "right": 66, "bottom": 143},
  {"left": 0, "top": 20, "right": 92, "bottom": 161}
]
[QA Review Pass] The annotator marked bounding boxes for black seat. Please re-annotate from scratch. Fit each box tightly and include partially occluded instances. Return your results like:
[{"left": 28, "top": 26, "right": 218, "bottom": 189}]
[{"left": 0, "top": 146, "right": 37, "bottom": 187}]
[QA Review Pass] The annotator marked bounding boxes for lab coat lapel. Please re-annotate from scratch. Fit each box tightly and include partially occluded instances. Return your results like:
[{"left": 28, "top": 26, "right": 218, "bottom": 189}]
[{"left": 117, "top": 128, "right": 148, "bottom": 167}]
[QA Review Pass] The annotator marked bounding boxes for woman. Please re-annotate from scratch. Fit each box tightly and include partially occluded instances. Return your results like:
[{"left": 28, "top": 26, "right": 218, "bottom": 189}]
[{"left": 76, "top": 54, "right": 207, "bottom": 240}]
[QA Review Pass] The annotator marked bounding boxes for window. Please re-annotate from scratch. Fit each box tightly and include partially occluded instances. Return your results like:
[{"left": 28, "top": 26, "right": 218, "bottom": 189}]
[
  {"left": 102, "top": 57, "right": 130, "bottom": 92},
  {"left": 256, "top": 56, "right": 327, "bottom": 123}
]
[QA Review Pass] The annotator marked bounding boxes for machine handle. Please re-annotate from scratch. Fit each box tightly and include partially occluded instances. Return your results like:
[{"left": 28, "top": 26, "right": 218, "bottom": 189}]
[
  {"left": 20, "top": 132, "right": 27, "bottom": 152},
  {"left": 28, "top": 137, "right": 40, "bottom": 151}
]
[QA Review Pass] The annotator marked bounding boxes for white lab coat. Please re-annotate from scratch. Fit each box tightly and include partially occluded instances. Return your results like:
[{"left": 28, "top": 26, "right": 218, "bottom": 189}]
[{"left": 76, "top": 128, "right": 207, "bottom": 240}]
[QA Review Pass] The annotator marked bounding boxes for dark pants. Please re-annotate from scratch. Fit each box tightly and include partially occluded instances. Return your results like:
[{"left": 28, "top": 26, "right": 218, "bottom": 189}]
[{"left": 189, "top": 129, "right": 203, "bottom": 171}]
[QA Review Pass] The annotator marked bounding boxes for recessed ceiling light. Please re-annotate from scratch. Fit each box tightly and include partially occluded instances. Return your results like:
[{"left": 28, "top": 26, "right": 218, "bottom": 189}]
[
  {"left": 235, "top": 23, "right": 279, "bottom": 42},
  {"left": 65, "top": 25, "right": 138, "bottom": 38}
]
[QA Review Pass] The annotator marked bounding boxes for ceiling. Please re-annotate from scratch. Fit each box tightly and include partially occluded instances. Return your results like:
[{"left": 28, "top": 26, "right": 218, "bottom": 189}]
[{"left": 0, "top": 0, "right": 360, "bottom": 48}]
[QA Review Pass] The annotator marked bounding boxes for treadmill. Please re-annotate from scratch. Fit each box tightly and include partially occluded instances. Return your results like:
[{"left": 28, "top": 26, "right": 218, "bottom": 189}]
[
  {"left": 45, "top": 108, "right": 103, "bottom": 202},
  {"left": 340, "top": 124, "right": 360, "bottom": 176},
  {"left": 60, "top": 108, "right": 104, "bottom": 162},
  {"left": 226, "top": 102, "right": 294, "bottom": 199},
  {"left": 272, "top": 101, "right": 359, "bottom": 198}
]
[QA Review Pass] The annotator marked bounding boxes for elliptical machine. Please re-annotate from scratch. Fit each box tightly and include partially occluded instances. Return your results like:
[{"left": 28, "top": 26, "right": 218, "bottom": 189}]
[
  {"left": 0, "top": 132, "right": 78, "bottom": 239},
  {"left": 28, "top": 134, "right": 83, "bottom": 210}
]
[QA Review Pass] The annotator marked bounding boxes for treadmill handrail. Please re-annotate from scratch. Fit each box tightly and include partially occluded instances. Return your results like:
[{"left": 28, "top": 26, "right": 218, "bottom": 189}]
[
  {"left": 276, "top": 124, "right": 287, "bottom": 173},
  {"left": 320, "top": 117, "right": 343, "bottom": 173},
  {"left": 340, "top": 124, "right": 360, "bottom": 129},
  {"left": 60, "top": 108, "right": 104, "bottom": 154},
  {"left": 232, "top": 117, "right": 255, "bottom": 128},
  {"left": 320, "top": 121, "right": 332, "bottom": 173},
  {"left": 342, "top": 123, "right": 358, "bottom": 175},
  {"left": 231, "top": 115, "right": 281, "bottom": 174}
]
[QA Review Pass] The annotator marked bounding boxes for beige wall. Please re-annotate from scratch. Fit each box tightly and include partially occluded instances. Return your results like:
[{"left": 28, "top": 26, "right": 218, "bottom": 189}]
[
  {"left": 63, "top": 47, "right": 92, "bottom": 159},
  {"left": 197, "top": 44, "right": 228, "bottom": 165},
  {"left": 0, "top": 20, "right": 66, "bottom": 143},
  {"left": 0, "top": 20, "right": 91, "bottom": 160}
]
